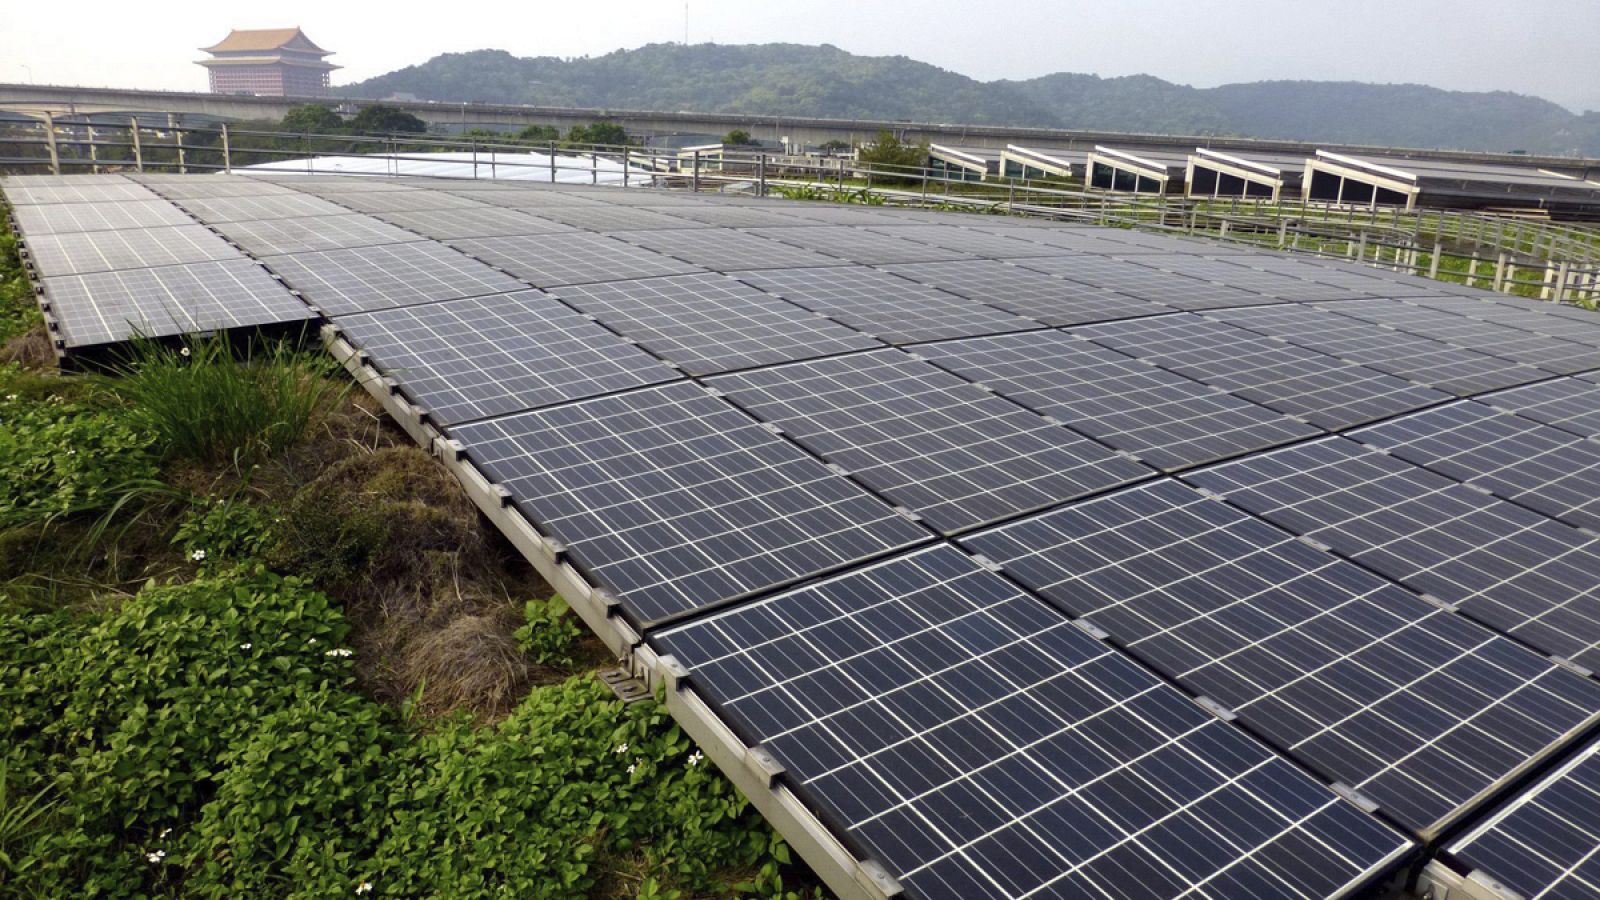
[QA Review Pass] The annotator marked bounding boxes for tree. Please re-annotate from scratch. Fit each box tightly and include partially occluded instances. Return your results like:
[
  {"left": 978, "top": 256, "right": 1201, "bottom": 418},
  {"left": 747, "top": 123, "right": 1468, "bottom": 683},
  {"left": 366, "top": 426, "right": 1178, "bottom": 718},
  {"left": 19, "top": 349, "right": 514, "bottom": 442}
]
[
  {"left": 516, "top": 124, "right": 561, "bottom": 143},
  {"left": 856, "top": 129, "right": 927, "bottom": 181},
  {"left": 563, "top": 122, "right": 630, "bottom": 147},
  {"left": 349, "top": 105, "right": 427, "bottom": 134},
  {"left": 722, "top": 129, "right": 757, "bottom": 146},
  {"left": 819, "top": 139, "right": 853, "bottom": 154},
  {"left": 279, "top": 104, "right": 344, "bottom": 134}
]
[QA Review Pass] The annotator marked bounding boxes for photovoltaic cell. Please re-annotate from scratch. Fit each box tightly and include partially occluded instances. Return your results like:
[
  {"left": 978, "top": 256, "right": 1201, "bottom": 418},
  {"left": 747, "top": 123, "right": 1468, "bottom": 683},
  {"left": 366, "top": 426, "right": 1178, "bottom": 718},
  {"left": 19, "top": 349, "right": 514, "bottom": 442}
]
[
  {"left": 1448, "top": 735, "right": 1600, "bottom": 900},
  {"left": 963, "top": 480, "right": 1600, "bottom": 837},
  {"left": 42, "top": 259, "right": 313, "bottom": 349},
  {"left": 443, "top": 187, "right": 612, "bottom": 208},
  {"left": 611, "top": 229, "right": 852, "bottom": 270},
  {"left": 1148, "top": 257, "right": 1373, "bottom": 303},
  {"left": 708, "top": 350, "right": 1153, "bottom": 532},
  {"left": 646, "top": 205, "right": 833, "bottom": 228},
  {"left": 1206, "top": 255, "right": 1393, "bottom": 295},
  {"left": 205, "top": 214, "right": 424, "bottom": 255},
  {"left": 368, "top": 207, "right": 577, "bottom": 240},
  {"left": 974, "top": 225, "right": 1171, "bottom": 256},
  {"left": 449, "top": 232, "right": 706, "bottom": 287},
  {"left": 861, "top": 225, "right": 1073, "bottom": 258},
  {"left": 1324, "top": 299, "right": 1600, "bottom": 374},
  {"left": 263, "top": 242, "right": 526, "bottom": 315},
  {"left": 880, "top": 259, "right": 1171, "bottom": 326},
  {"left": 450, "top": 381, "right": 930, "bottom": 625},
  {"left": 1014, "top": 256, "right": 1279, "bottom": 311},
  {"left": 10, "top": 199, "right": 195, "bottom": 234},
  {"left": 735, "top": 266, "right": 1042, "bottom": 344},
  {"left": 743, "top": 226, "right": 975, "bottom": 265},
  {"left": 1482, "top": 374, "right": 1600, "bottom": 438},
  {"left": 332, "top": 290, "right": 680, "bottom": 425},
  {"left": 1072, "top": 313, "right": 1450, "bottom": 430},
  {"left": 320, "top": 190, "right": 492, "bottom": 214},
  {"left": 515, "top": 205, "right": 710, "bottom": 232},
  {"left": 1398, "top": 295, "right": 1600, "bottom": 352},
  {"left": 652, "top": 545, "right": 1412, "bottom": 900},
  {"left": 174, "top": 194, "right": 353, "bottom": 223},
  {"left": 918, "top": 330, "right": 1321, "bottom": 471},
  {"left": 4, "top": 182, "right": 159, "bottom": 205},
  {"left": 1184, "top": 437, "right": 1600, "bottom": 674},
  {"left": 22, "top": 224, "right": 240, "bottom": 275},
  {"left": 1207, "top": 304, "right": 1547, "bottom": 396},
  {"left": 550, "top": 274, "right": 881, "bottom": 374},
  {"left": 1349, "top": 400, "right": 1600, "bottom": 531}
]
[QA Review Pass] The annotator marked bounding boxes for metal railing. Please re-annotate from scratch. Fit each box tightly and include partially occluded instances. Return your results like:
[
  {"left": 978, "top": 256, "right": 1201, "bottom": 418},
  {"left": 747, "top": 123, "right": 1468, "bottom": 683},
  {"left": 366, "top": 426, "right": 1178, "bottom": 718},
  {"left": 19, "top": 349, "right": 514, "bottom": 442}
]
[{"left": 3, "top": 112, "right": 1597, "bottom": 306}]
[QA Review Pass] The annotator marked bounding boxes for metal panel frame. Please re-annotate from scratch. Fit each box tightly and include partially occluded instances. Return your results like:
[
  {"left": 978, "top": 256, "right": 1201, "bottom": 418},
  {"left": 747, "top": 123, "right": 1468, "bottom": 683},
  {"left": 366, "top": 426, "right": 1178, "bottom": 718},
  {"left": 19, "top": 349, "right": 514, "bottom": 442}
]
[{"left": 322, "top": 323, "right": 900, "bottom": 900}]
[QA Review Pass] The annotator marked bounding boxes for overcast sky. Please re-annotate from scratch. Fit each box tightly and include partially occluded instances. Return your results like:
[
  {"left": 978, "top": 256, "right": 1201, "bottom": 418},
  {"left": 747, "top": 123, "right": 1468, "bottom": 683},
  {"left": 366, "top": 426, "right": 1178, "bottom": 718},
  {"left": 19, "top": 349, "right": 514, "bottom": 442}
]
[{"left": 4, "top": 0, "right": 1598, "bottom": 112}]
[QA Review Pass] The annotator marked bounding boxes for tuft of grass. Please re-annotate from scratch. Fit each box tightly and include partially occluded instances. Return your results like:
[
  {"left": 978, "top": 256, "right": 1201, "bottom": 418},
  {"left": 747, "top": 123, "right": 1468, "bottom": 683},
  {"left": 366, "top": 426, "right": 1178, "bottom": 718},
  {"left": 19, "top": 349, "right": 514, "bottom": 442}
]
[{"left": 106, "top": 332, "right": 347, "bottom": 465}]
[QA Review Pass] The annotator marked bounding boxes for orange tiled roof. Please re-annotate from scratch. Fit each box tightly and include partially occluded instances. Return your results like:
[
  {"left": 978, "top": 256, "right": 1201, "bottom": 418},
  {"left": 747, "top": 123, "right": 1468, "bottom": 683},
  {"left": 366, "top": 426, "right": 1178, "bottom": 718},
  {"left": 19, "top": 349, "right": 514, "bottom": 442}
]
[{"left": 201, "top": 28, "right": 329, "bottom": 55}]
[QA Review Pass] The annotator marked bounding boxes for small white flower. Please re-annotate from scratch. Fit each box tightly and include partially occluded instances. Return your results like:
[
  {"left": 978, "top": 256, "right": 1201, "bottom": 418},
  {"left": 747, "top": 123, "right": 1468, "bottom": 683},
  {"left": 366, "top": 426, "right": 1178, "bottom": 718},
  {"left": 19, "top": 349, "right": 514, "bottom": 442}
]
[
  {"left": 190, "top": 549, "right": 207, "bottom": 562},
  {"left": 239, "top": 642, "right": 252, "bottom": 650},
  {"left": 180, "top": 347, "right": 191, "bottom": 357},
  {"left": 627, "top": 763, "right": 637, "bottom": 775},
  {"left": 306, "top": 637, "right": 319, "bottom": 645},
  {"left": 4, "top": 394, "right": 15, "bottom": 401},
  {"left": 355, "top": 883, "right": 373, "bottom": 896},
  {"left": 145, "top": 850, "right": 166, "bottom": 863},
  {"left": 687, "top": 750, "right": 704, "bottom": 768},
  {"left": 158, "top": 828, "right": 172, "bottom": 839},
  {"left": 614, "top": 743, "right": 628, "bottom": 754},
  {"left": 324, "top": 648, "right": 354, "bottom": 658}
]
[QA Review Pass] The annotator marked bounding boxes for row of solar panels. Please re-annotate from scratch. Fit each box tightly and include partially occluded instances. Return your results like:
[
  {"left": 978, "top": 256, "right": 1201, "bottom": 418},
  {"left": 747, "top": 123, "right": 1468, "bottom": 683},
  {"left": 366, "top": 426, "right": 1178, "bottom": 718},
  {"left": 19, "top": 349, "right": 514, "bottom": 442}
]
[{"left": 5, "top": 171, "right": 1600, "bottom": 899}]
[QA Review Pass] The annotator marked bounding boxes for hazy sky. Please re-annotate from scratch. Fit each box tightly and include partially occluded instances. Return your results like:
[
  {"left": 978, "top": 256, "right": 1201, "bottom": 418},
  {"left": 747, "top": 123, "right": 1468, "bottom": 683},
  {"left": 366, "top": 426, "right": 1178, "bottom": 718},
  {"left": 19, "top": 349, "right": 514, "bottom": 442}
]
[{"left": 4, "top": 0, "right": 1598, "bottom": 112}]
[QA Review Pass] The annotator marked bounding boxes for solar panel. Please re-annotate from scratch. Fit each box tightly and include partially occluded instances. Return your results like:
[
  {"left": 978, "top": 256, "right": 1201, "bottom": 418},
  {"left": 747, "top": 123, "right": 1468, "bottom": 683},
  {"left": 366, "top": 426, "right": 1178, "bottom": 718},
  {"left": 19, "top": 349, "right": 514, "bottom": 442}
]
[
  {"left": 1348, "top": 400, "right": 1600, "bottom": 532},
  {"left": 449, "top": 381, "right": 931, "bottom": 625},
  {"left": 881, "top": 259, "right": 1172, "bottom": 326},
  {"left": 313, "top": 190, "right": 491, "bottom": 214},
  {"left": 448, "top": 232, "right": 706, "bottom": 287},
  {"left": 783, "top": 206, "right": 946, "bottom": 226},
  {"left": 1144, "top": 257, "right": 1373, "bottom": 303},
  {"left": 10, "top": 199, "right": 195, "bottom": 235},
  {"left": 367, "top": 207, "right": 577, "bottom": 240},
  {"left": 917, "top": 330, "right": 1321, "bottom": 471},
  {"left": 205, "top": 214, "right": 424, "bottom": 256},
  {"left": 1184, "top": 437, "right": 1600, "bottom": 674},
  {"left": 21, "top": 224, "right": 239, "bottom": 276},
  {"left": 707, "top": 350, "right": 1153, "bottom": 533},
  {"left": 742, "top": 226, "right": 975, "bottom": 265},
  {"left": 331, "top": 290, "right": 679, "bottom": 425},
  {"left": 1399, "top": 294, "right": 1600, "bottom": 351},
  {"left": 42, "top": 259, "right": 313, "bottom": 349},
  {"left": 1206, "top": 254, "right": 1396, "bottom": 294},
  {"left": 150, "top": 180, "right": 301, "bottom": 200},
  {"left": 513, "top": 205, "right": 709, "bottom": 232},
  {"left": 1482, "top": 375, "right": 1600, "bottom": 438},
  {"left": 635, "top": 205, "right": 812, "bottom": 228},
  {"left": 1447, "top": 735, "right": 1600, "bottom": 900},
  {"left": 962, "top": 479, "right": 1600, "bottom": 837},
  {"left": 735, "top": 266, "right": 1042, "bottom": 344},
  {"left": 858, "top": 224, "right": 1071, "bottom": 259},
  {"left": 262, "top": 242, "right": 527, "bottom": 315},
  {"left": 1207, "top": 304, "right": 1548, "bottom": 396},
  {"left": 651, "top": 544, "right": 1412, "bottom": 900},
  {"left": 173, "top": 194, "right": 353, "bottom": 223},
  {"left": 1097, "top": 230, "right": 1222, "bottom": 254},
  {"left": 974, "top": 225, "right": 1172, "bottom": 256},
  {"left": 442, "top": 187, "right": 612, "bottom": 209},
  {"left": 1072, "top": 313, "right": 1451, "bottom": 430},
  {"left": 610, "top": 229, "right": 853, "bottom": 271},
  {"left": 1325, "top": 299, "right": 1600, "bottom": 374},
  {"left": 4, "top": 182, "right": 160, "bottom": 205},
  {"left": 549, "top": 273, "right": 881, "bottom": 375},
  {"left": 1014, "top": 256, "right": 1280, "bottom": 311}
]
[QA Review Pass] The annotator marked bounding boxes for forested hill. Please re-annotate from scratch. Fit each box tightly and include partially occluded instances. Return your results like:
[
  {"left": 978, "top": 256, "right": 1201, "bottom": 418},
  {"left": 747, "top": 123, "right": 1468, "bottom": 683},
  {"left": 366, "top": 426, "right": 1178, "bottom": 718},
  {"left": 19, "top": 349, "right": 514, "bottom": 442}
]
[{"left": 345, "top": 43, "right": 1600, "bottom": 156}]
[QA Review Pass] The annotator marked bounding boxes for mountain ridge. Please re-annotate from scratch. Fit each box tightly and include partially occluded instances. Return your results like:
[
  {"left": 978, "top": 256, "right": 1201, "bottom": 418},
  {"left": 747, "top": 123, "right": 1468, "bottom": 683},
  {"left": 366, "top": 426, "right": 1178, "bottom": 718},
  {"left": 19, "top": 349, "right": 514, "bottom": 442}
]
[{"left": 344, "top": 43, "right": 1600, "bottom": 156}]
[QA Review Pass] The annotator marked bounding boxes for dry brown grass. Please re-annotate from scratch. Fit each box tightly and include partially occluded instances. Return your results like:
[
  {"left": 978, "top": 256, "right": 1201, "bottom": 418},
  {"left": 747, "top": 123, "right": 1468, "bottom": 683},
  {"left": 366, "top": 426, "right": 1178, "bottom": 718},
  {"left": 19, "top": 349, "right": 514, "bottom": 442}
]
[{"left": 0, "top": 325, "right": 53, "bottom": 369}]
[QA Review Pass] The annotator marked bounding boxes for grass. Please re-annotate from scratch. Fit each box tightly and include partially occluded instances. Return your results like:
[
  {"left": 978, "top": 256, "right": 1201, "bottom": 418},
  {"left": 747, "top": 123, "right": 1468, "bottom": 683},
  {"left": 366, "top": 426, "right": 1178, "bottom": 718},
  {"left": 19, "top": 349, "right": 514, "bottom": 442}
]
[{"left": 105, "top": 332, "right": 348, "bottom": 465}]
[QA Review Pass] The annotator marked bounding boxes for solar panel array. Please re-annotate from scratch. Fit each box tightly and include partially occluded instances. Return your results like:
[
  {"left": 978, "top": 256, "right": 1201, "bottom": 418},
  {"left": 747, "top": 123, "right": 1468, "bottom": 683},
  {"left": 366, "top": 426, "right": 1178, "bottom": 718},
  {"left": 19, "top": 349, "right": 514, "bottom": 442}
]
[{"left": 8, "top": 170, "right": 1600, "bottom": 900}]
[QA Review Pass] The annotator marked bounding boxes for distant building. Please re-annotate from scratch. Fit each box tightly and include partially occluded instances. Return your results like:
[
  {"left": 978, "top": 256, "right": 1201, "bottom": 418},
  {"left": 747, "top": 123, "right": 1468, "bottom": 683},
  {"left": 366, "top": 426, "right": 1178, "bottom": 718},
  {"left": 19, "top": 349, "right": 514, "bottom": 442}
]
[{"left": 197, "top": 28, "right": 338, "bottom": 97}]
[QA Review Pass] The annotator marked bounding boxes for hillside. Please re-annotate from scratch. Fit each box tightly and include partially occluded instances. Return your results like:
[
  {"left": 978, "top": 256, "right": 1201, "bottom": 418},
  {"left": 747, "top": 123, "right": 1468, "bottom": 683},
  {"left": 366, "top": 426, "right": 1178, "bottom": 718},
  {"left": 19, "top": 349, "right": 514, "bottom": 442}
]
[{"left": 346, "top": 43, "right": 1600, "bottom": 156}]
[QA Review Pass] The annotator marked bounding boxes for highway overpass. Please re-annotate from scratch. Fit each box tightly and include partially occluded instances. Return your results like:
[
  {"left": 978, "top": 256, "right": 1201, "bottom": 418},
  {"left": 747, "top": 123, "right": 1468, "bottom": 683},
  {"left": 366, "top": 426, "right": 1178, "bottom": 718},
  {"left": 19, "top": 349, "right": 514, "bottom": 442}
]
[{"left": 4, "top": 82, "right": 1599, "bottom": 180}]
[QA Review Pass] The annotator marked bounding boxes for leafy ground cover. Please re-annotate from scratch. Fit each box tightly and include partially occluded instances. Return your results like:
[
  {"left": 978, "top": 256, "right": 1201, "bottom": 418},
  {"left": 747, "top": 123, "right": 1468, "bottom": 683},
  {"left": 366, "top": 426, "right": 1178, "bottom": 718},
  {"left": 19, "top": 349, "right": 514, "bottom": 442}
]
[{"left": 0, "top": 203, "right": 822, "bottom": 898}]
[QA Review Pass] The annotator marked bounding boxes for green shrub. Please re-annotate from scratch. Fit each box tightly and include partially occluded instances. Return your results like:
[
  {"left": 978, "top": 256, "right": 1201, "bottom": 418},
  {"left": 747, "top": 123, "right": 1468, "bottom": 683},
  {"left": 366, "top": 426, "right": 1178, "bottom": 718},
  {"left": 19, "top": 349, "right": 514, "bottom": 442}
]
[
  {"left": 173, "top": 497, "right": 278, "bottom": 571},
  {"left": 108, "top": 332, "right": 346, "bottom": 465},
  {"left": 0, "top": 223, "right": 43, "bottom": 346},
  {"left": 514, "top": 597, "right": 583, "bottom": 668},
  {"left": 0, "top": 391, "right": 158, "bottom": 528},
  {"left": 186, "top": 689, "right": 399, "bottom": 898}
]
